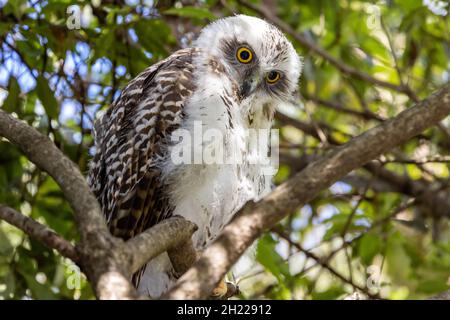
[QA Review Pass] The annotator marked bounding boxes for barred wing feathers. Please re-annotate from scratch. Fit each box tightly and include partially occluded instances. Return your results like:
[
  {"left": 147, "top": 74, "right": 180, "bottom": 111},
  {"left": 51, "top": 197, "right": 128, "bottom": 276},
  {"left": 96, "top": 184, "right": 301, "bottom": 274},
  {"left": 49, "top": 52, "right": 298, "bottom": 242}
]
[{"left": 88, "top": 48, "right": 199, "bottom": 241}]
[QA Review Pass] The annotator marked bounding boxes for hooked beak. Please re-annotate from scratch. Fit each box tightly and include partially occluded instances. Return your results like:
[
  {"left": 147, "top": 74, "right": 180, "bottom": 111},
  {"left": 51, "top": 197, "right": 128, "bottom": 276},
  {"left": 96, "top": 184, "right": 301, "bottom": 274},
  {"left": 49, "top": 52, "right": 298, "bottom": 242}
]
[{"left": 240, "top": 76, "right": 259, "bottom": 99}]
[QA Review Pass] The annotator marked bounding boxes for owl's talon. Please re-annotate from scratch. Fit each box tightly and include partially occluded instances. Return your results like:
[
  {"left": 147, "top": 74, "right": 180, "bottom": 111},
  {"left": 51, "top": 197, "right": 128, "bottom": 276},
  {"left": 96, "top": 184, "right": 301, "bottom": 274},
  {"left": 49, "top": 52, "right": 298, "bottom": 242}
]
[
  {"left": 210, "top": 280, "right": 240, "bottom": 300},
  {"left": 211, "top": 279, "right": 228, "bottom": 298}
]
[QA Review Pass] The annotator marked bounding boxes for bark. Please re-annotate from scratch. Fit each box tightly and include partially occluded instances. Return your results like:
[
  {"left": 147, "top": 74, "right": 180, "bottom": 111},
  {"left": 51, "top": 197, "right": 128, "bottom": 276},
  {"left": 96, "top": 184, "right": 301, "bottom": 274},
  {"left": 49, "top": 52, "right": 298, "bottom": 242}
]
[
  {"left": 126, "top": 217, "right": 197, "bottom": 274},
  {"left": 0, "top": 204, "right": 79, "bottom": 263}
]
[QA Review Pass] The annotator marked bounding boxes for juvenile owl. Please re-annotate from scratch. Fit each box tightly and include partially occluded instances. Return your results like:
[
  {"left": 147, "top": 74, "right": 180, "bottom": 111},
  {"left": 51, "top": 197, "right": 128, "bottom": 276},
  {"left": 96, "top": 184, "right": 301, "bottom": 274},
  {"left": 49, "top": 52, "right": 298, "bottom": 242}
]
[{"left": 88, "top": 14, "right": 302, "bottom": 298}]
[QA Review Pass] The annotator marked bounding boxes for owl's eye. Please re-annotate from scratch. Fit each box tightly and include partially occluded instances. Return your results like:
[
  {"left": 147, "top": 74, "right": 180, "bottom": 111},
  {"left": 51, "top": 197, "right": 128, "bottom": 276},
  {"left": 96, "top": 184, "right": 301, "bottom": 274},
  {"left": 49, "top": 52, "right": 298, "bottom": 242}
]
[
  {"left": 266, "top": 71, "right": 281, "bottom": 84},
  {"left": 236, "top": 47, "right": 253, "bottom": 64}
]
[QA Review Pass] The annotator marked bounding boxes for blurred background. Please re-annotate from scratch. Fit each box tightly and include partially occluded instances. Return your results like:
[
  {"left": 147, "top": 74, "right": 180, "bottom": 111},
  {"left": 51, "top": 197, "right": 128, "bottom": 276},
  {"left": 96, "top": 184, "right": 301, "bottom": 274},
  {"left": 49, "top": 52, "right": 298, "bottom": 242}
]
[{"left": 0, "top": 0, "right": 449, "bottom": 300}]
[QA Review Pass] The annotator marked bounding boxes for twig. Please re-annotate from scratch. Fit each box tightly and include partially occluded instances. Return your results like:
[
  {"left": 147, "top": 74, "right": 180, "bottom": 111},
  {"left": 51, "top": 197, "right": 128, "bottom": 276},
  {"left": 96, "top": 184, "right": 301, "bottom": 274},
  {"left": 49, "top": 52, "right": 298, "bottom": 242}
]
[
  {"left": 304, "top": 94, "right": 386, "bottom": 121},
  {"left": 0, "top": 204, "right": 79, "bottom": 263},
  {"left": 274, "top": 228, "right": 379, "bottom": 299},
  {"left": 0, "top": 110, "right": 135, "bottom": 299},
  {"left": 379, "top": 155, "right": 450, "bottom": 164},
  {"left": 285, "top": 198, "right": 415, "bottom": 281}
]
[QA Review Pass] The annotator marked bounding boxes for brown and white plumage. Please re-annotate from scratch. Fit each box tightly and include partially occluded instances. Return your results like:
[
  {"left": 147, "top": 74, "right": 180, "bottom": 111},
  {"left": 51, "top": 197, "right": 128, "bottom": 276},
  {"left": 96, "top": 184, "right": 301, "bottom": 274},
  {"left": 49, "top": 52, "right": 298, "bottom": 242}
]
[
  {"left": 88, "top": 48, "right": 200, "bottom": 286},
  {"left": 88, "top": 15, "right": 301, "bottom": 297},
  {"left": 88, "top": 48, "right": 199, "bottom": 239}
]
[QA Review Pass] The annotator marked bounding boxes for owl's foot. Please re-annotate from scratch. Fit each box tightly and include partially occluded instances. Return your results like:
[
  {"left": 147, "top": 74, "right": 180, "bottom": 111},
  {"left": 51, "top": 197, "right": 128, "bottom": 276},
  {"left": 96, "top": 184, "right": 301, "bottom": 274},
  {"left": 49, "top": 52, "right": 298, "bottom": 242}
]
[
  {"left": 211, "top": 279, "right": 228, "bottom": 298},
  {"left": 210, "top": 280, "right": 240, "bottom": 300}
]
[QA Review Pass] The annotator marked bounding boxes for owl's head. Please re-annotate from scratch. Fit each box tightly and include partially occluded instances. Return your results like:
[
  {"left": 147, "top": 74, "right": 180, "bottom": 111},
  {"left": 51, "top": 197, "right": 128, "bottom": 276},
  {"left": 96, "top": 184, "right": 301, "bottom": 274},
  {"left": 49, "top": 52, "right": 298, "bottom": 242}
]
[{"left": 194, "top": 14, "right": 302, "bottom": 109}]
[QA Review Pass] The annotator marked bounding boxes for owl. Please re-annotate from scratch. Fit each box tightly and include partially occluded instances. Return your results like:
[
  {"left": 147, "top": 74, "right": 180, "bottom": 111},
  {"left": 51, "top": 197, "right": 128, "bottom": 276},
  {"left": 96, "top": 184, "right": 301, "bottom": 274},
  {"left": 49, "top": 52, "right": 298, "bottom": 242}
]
[{"left": 87, "top": 14, "right": 302, "bottom": 298}]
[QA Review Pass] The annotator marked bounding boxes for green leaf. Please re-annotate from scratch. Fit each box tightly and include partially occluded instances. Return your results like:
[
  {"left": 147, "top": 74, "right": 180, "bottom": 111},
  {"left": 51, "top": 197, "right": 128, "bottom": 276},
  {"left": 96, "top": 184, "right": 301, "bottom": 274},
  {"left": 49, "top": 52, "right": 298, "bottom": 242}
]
[
  {"left": 358, "top": 233, "right": 382, "bottom": 266},
  {"left": 36, "top": 75, "right": 58, "bottom": 119},
  {"left": 386, "top": 233, "right": 412, "bottom": 281},
  {"left": 274, "top": 165, "right": 290, "bottom": 184},
  {"left": 163, "top": 6, "right": 216, "bottom": 20},
  {"left": 21, "top": 273, "right": 57, "bottom": 300},
  {"left": 0, "top": 271, "right": 16, "bottom": 299},
  {"left": 93, "top": 30, "right": 116, "bottom": 60},
  {"left": 323, "top": 213, "right": 366, "bottom": 241},
  {"left": 359, "top": 35, "right": 391, "bottom": 65},
  {"left": 397, "top": 0, "right": 423, "bottom": 12},
  {"left": 256, "top": 234, "right": 292, "bottom": 284},
  {"left": 416, "top": 279, "right": 450, "bottom": 294},
  {"left": 311, "top": 286, "right": 346, "bottom": 300},
  {"left": 134, "top": 19, "right": 175, "bottom": 57},
  {"left": 2, "top": 76, "right": 21, "bottom": 113},
  {"left": 0, "top": 229, "right": 14, "bottom": 256},
  {"left": 3, "top": 0, "right": 27, "bottom": 20}
]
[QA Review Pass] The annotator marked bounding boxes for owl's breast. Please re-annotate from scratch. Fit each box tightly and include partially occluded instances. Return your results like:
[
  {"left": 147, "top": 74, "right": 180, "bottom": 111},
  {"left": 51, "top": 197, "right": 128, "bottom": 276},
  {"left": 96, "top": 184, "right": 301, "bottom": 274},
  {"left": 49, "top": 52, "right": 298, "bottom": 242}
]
[
  {"left": 162, "top": 121, "right": 268, "bottom": 249},
  {"left": 158, "top": 61, "right": 273, "bottom": 249},
  {"left": 169, "top": 163, "right": 259, "bottom": 249}
]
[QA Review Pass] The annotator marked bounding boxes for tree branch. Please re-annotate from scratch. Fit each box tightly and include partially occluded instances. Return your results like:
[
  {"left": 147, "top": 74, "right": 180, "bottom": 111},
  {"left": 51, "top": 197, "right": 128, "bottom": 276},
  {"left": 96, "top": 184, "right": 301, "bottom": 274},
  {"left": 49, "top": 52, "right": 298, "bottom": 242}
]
[
  {"left": 274, "top": 227, "right": 379, "bottom": 299},
  {"left": 364, "top": 163, "right": 450, "bottom": 218},
  {"left": 278, "top": 107, "right": 450, "bottom": 220},
  {"left": 0, "top": 111, "right": 107, "bottom": 241},
  {"left": 0, "top": 204, "right": 79, "bottom": 263},
  {"left": 0, "top": 111, "right": 200, "bottom": 298},
  {"left": 0, "top": 110, "right": 134, "bottom": 298},
  {"left": 164, "top": 84, "right": 450, "bottom": 299},
  {"left": 168, "top": 239, "right": 198, "bottom": 277},
  {"left": 275, "top": 111, "right": 340, "bottom": 145},
  {"left": 125, "top": 217, "right": 198, "bottom": 274},
  {"left": 303, "top": 94, "right": 386, "bottom": 121}
]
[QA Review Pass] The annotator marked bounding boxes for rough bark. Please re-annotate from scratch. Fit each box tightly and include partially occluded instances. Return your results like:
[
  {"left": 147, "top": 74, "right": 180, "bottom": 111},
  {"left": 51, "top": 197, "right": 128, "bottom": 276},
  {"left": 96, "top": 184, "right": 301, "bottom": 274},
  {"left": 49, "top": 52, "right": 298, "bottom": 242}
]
[
  {"left": 0, "top": 204, "right": 79, "bottom": 263},
  {"left": 126, "top": 217, "right": 198, "bottom": 274}
]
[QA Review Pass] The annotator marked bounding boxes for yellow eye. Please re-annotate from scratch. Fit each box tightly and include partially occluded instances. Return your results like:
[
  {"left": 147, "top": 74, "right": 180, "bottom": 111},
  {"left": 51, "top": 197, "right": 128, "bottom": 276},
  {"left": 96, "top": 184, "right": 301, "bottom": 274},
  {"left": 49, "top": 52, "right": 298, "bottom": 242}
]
[
  {"left": 236, "top": 47, "right": 253, "bottom": 64},
  {"left": 266, "top": 71, "right": 281, "bottom": 84}
]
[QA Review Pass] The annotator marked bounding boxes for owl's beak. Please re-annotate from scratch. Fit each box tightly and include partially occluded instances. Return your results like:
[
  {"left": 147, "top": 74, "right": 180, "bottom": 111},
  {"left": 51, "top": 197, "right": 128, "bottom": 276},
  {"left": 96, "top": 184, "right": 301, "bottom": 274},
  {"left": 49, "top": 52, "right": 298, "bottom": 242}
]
[{"left": 240, "top": 76, "right": 259, "bottom": 99}]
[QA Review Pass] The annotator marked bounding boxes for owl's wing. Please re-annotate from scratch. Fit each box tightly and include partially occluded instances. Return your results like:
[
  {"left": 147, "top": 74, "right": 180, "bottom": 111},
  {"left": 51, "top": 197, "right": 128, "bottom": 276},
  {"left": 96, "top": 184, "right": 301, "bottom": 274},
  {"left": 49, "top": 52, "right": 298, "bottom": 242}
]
[{"left": 88, "top": 48, "right": 199, "bottom": 241}]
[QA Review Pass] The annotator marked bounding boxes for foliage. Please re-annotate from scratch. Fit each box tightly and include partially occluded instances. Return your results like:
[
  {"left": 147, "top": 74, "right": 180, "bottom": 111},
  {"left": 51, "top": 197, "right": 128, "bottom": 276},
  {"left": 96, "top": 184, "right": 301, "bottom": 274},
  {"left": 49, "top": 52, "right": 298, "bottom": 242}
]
[{"left": 0, "top": 0, "right": 449, "bottom": 300}]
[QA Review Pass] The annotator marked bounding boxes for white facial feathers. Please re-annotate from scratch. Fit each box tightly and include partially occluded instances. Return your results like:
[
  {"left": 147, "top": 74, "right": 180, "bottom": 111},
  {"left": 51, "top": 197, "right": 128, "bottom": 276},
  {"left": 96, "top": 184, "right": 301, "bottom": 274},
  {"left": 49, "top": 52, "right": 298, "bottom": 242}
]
[{"left": 194, "top": 14, "right": 302, "bottom": 97}]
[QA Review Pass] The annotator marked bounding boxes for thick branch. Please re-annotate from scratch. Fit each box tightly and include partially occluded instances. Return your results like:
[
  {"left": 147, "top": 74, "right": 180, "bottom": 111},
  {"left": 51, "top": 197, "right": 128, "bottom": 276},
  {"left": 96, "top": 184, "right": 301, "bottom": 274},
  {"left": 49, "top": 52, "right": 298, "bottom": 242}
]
[
  {"left": 0, "top": 111, "right": 202, "bottom": 299},
  {"left": 164, "top": 84, "right": 450, "bottom": 299},
  {"left": 0, "top": 111, "right": 107, "bottom": 241},
  {"left": 125, "top": 217, "right": 198, "bottom": 274},
  {"left": 0, "top": 204, "right": 79, "bottom": 263},
  {"left": 0, "top": 110, "right": 134, "bottom": 299},
  {"left": 168, "top": 240, "right": 198, "bottom": 277}
]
